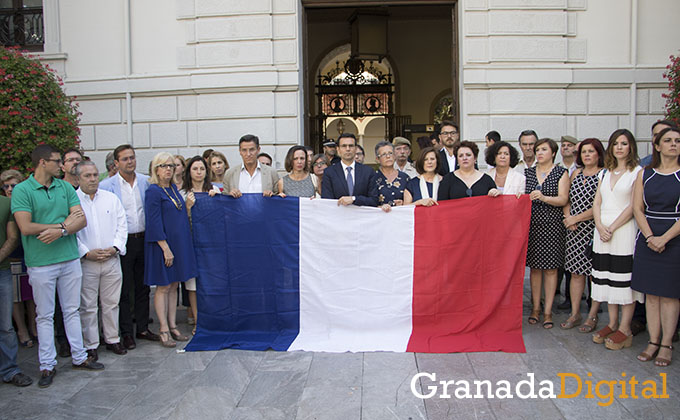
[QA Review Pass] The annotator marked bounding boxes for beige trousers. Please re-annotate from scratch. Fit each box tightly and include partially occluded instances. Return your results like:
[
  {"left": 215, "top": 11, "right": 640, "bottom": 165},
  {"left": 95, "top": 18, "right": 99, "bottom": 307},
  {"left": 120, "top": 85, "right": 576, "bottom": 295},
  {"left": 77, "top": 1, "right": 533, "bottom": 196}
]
[{"left": 80, "top": 256, "right": 123, "bottom": 348}]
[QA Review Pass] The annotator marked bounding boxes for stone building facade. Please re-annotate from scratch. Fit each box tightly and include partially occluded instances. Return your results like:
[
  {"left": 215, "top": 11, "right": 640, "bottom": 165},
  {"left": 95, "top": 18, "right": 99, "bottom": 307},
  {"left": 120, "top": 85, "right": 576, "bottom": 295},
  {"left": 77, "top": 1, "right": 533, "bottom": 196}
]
[{"left": 30, "top": 0, "right": 677, "bottom": 171}]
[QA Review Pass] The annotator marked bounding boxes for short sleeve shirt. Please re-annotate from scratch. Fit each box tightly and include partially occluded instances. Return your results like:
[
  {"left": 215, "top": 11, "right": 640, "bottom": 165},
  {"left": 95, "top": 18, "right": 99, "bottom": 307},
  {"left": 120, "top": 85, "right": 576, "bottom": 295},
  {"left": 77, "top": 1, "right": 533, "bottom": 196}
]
[
  {"left": 0, "top": 196, "right": 14, "bottom": 270},
  {"left": 11, "top": 175, "right": 80, "bottom": 267}
]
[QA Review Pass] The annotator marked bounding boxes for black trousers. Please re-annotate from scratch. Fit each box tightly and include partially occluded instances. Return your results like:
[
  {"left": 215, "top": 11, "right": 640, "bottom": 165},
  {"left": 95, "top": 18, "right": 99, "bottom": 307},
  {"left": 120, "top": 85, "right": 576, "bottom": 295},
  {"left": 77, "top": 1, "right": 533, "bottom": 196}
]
[{"left": 119, "top": 235, "right": 150, "bottom": 336}]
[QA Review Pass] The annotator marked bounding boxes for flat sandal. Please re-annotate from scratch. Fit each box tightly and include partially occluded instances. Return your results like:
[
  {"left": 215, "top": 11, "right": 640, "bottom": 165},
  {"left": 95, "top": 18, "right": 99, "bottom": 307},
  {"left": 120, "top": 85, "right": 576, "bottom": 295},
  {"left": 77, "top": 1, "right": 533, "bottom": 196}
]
[
  {"left": 654, "top": 344, "right": 673, "bottom": 367},
  {"left": 637, "top": 341, "right": 660, "bottom": 362},
  {"left": 560, "top": 314, "right": 582, "bottom": 330},
  {"left": 579, "top": 316, "right": 598, "bottom": 333}
]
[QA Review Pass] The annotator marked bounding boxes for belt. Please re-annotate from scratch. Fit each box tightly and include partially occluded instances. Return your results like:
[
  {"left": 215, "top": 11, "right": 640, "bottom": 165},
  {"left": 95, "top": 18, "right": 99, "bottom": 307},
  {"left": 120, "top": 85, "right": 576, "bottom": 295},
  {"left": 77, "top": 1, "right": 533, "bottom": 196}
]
[
  {"left": 128, "top": 232, "right": 145, "bottom": 239},
  {"left": 645, "top": 210, "right": 680, "bottom": 219}
]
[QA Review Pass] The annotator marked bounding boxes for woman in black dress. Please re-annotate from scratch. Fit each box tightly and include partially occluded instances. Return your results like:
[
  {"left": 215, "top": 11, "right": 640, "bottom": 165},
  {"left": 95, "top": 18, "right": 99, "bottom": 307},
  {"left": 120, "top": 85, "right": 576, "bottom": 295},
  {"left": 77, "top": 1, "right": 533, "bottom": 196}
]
[
  {"left": 438, "top": 141, "right": 499, "bottom": 200},
  {"left": 525, "top": 138, "right": 570, "bottom": 329},
  {"left": 631, "top": 127, "right": 680, "bottom": 367}
]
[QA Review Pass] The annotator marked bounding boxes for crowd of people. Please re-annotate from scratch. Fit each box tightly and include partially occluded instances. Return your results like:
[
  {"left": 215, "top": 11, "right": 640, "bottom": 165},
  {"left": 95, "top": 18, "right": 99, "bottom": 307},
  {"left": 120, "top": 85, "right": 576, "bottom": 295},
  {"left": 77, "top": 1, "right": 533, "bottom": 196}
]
[{"left": 1, "top": 120, "right": 679, "bottom": 390}]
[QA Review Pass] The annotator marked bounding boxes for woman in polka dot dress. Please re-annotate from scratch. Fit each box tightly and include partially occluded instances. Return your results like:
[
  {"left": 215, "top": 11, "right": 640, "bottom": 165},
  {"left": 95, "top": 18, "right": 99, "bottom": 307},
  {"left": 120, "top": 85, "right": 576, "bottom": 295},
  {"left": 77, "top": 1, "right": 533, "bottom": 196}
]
[{"left": 525, "top": 138, "right": 570, "bottom": 329}]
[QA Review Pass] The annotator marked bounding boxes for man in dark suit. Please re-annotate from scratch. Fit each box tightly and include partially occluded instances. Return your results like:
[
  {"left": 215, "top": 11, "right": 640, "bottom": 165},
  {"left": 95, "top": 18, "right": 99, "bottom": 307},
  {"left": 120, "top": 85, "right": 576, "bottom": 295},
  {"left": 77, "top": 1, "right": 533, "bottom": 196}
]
[
  {"left": 321, "top": 133, "right": 378, "bottom": 207},
  {"left": 438, "top": 120, "right": 460, "bottom": 176}
]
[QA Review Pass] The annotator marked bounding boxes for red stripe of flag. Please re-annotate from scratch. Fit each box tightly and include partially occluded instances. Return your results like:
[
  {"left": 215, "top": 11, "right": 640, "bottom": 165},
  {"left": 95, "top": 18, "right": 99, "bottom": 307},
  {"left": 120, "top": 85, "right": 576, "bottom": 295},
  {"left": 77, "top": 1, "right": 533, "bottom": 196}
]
[{"left": 407, "top": 195, "right": 531, "bottom": 353}]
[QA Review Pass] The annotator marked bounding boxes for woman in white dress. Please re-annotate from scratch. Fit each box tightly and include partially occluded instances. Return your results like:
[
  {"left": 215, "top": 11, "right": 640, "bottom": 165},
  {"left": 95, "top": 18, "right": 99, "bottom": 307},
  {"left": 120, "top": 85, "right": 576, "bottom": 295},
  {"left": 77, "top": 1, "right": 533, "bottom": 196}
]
[
  {"left": 485, "top": 141, "right": 525, "bottom": 196},
  {"left": 590, "top": 129, "right": 642, "bottom": 350}
]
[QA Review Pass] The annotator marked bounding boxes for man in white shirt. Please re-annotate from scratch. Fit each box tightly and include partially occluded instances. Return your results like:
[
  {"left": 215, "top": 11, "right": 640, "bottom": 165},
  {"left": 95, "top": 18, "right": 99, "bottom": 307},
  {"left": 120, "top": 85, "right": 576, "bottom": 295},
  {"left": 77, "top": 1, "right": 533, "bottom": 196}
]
[
  {"left": 392, "top": 137, "right": 418, "bottom": 179},
  {"left": 99, "top": 145, "right": 159, "bottom": 350},
  {"left": 75, "top": 161, "right": 128, "bottom": 359},
  {"left": 558, "top": 135, "right": 579, "bottom": 177},
  {"left": 223, "top": 135, "right": 279, "bottom": 197},
  {"left": 514, "top": 129, "right": 538, "bottom": 175}
]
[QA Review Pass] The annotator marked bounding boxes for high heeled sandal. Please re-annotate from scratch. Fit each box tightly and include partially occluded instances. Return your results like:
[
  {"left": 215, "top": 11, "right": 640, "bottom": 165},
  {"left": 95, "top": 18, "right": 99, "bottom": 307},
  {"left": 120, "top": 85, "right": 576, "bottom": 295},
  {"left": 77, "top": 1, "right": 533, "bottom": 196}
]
[
  {"left": 528, "top": 310, "right": 540, "bottom": 325},
  {"left": 169, "top": 328, "right": 189, "bottom": 342},
  {"left": 592, "top": 325, "right": 616, "bottom": 344},
  {"left": 542, "top": 313, "right": 554, "bottom": 329},
  {"left": 654, "top": 344, "right": 673, "bottom": 367},
  {"left": 159, "top": 331, "right": 176, "bottom": 348},
  {"left": 637, "top": 342, "right": 660, "bottom": 362},
  {"left": 604, "top": 330, "right": 632, "bottom": 350}
]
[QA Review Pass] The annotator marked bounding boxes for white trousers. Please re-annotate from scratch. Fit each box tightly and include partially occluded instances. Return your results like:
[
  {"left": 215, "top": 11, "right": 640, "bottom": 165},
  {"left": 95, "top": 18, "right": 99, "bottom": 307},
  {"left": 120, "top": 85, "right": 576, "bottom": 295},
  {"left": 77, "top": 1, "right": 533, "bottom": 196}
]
[
  {"left": 80, "top": 257, "right": 123, "bottom": 348},
  {"left": 28, "top": 259, "right": 87, "bottom": 371}
]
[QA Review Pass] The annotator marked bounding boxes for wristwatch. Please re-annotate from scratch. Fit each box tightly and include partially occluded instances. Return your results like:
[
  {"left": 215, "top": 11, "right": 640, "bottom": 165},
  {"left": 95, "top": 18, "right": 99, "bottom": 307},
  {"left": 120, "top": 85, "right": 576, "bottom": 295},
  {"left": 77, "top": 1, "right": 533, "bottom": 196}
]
[{"left": 61, "top": 228, "right": 68, "bottom": 237}]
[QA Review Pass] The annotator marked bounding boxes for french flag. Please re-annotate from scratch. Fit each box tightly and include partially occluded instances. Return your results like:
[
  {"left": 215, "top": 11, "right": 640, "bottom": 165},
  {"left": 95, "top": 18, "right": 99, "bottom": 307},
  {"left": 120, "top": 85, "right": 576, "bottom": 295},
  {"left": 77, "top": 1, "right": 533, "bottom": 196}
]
[{"left": 185, "top": 194, "right": 530, "bottom": 354}]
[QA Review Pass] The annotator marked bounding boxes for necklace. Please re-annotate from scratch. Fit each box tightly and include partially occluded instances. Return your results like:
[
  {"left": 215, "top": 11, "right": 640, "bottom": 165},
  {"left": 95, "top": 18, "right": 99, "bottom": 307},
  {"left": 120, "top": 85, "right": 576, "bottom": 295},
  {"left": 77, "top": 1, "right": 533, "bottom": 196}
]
[
  {"left": 613, "top": 170, "right": 623, "bottom": 175},
  {"left": 538, "top": 165, "right": 553, "bottom": 178},
  {"left": 162, "top": 185, "right": 183, "bottom": 210}
]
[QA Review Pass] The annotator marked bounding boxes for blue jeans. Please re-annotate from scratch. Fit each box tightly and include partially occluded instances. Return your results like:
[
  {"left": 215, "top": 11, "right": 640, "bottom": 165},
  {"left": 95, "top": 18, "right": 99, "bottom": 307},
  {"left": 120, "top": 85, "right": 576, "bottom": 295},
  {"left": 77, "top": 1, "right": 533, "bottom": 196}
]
[
  {"left": 0, "top": 269, "right": 21, "bottom": 381},
  {"left": 28, "top": 259, "right": 87, "bottom": 371}
]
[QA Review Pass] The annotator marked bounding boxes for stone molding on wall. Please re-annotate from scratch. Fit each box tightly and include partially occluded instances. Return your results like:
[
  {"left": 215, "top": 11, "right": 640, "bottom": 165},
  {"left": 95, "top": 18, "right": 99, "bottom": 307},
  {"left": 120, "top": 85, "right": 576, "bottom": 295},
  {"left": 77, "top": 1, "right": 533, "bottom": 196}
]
[{"left": 463, "top": 0, "right": 586, "bottom": 63}]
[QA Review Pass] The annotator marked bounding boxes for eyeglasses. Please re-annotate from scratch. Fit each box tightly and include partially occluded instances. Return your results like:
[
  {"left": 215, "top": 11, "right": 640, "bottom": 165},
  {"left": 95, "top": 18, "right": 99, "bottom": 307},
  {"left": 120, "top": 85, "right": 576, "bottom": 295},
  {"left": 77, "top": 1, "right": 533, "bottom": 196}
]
[
  {"left": 1, "top": 183, "right": 18, "bottom": 191},
  {"left": 157, "top": 163, "right": 177, "bottom": 170},
  {"left": 378, "top": 152, "right": 394, "bottom": 158},
  {"left": 64, "top": 157, "right": 82, "bottom": 164},
  {"left": 313, "top": 162, "right": 327, "bottom": 167},
  {"left": 440, "top": 131, "right": 458, "bottom": 137},
  {"left": 45, "top": 158, "right": 63, "bottom": 164}
]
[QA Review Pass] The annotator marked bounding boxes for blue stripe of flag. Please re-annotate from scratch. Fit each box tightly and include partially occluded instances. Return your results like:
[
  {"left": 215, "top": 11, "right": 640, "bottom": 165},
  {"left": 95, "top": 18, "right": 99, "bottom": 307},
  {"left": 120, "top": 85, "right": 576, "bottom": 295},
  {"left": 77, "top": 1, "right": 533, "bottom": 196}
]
[{"left": 184, "top": 193, "right": 300, "bottom": 351}]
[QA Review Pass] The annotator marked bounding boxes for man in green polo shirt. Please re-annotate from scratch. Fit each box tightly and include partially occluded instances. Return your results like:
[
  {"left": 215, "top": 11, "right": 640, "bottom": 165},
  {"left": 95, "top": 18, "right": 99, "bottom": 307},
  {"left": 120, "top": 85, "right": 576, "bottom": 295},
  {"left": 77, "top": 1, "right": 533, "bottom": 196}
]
[{"left": 11, "top": 144, "right": 104, "bottom": 388}]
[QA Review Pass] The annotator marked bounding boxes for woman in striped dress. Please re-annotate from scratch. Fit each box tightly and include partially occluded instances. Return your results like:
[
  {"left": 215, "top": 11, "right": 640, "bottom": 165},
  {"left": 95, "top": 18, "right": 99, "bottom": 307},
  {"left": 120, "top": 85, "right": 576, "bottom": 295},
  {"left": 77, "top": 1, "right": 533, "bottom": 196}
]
[{"left": 589, "top": 129, "right": 642, "bottom": 349}]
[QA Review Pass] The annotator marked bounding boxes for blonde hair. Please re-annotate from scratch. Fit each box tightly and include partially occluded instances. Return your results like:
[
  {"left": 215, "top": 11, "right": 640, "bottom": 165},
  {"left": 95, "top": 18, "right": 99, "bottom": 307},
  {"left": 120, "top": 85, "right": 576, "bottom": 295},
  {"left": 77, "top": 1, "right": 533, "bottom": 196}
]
[{"left": 149, "top": 152, "right": 176, "bottom": 185}]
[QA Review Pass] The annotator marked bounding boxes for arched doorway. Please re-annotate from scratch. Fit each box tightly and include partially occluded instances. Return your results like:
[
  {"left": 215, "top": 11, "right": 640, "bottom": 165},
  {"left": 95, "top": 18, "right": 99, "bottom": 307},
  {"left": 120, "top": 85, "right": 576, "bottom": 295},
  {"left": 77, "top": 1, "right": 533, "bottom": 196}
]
[
  {"left": 312, "top": 45, "right": 396, "bottom": 153},
  {"left": 304, "top": 4, "right": 456, "bottom": 151}
]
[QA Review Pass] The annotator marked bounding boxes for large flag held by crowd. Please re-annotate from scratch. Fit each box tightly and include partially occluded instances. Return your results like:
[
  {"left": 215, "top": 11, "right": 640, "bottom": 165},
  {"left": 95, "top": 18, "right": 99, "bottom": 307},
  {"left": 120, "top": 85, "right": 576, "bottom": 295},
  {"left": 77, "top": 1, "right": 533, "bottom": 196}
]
[{"left": 184, "top": 194, "right": 531, "bottom": 354}]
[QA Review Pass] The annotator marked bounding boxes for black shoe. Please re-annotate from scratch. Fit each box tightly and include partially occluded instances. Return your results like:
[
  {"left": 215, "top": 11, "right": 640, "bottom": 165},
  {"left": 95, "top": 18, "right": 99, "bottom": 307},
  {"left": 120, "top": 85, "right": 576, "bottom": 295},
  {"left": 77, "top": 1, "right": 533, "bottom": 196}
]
[
  {"left": 38, "top": 369, "right": 56, "bottom": 388},
  {"left": 72, "top": 356, "right": 105, "bottom": 371},
  {"left": 122, "top": 335, "right": 136, "bottom": 350},
  {"left": 105, "top": 342, "right": 128, "bottom": 355},
  {"left": 58, "top": 343, "right": 71, "bottom": 358},
  {"left": 86, "top": 349, "right": 98, "bottom": 362},
  {"left": 136, "top": 330, "right": 160, "bottom": 342},
  {"left": 631, "top": 320, "right": 646, "bottom": 336},
  {"left": 5, "top": 372, "right": 32, "bottom": 387}
]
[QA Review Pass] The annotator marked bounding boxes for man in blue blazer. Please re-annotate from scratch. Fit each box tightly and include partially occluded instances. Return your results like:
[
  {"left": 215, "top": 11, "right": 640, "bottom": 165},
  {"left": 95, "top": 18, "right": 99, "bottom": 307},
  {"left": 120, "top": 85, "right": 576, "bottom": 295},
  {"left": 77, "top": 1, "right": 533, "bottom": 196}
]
[
  {"left": 99, "top": 144, "right": 158, "bottom": 350},
  {"left": 321, "top": 133, "right": 378, "bottom": 207}
]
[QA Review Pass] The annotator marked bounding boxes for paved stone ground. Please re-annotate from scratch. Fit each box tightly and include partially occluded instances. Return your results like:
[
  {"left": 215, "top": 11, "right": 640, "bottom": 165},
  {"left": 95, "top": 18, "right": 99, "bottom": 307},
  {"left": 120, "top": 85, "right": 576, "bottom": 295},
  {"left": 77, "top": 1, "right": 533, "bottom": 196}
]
[{"left": 1, "top": 274, "right": 678, "bottom": 420}]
